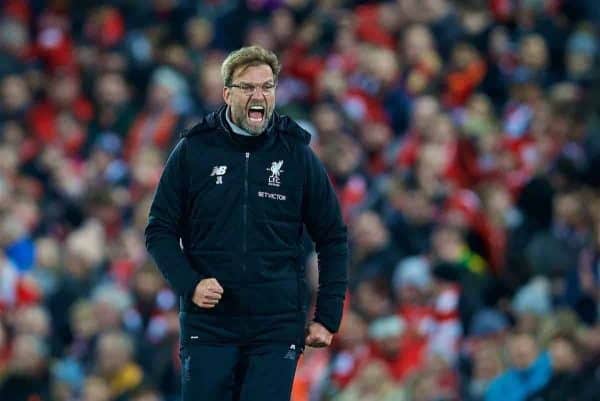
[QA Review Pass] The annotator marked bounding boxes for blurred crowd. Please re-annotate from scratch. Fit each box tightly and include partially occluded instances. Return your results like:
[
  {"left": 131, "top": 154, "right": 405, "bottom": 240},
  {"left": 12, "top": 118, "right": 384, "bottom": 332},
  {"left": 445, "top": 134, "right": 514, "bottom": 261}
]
[{"left": 0, "top": 0, "right": 599, "bottom": 401}]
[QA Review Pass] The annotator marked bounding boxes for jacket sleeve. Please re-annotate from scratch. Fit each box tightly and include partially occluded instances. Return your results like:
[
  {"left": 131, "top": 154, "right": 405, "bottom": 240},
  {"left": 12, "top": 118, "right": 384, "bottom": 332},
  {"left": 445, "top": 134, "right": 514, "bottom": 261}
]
[
  {"left": 145, "top": 138, "right": 202, "bottom": 300},
  {"left": 302, "top": 147, "right": 349, "bottom": 333}
]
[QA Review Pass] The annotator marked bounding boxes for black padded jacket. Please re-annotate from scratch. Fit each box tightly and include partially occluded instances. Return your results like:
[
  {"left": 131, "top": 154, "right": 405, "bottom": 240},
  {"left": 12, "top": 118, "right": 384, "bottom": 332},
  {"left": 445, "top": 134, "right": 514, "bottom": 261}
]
[{"left": 145, "top": 106, "right": 348, "bottom": 345}]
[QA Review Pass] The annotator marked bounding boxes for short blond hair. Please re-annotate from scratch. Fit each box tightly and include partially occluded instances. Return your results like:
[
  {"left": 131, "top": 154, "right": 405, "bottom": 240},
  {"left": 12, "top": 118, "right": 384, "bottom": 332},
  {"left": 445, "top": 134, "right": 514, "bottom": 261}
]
[{"left": 221, "top": 46, "right": 281, "bottom": 86}]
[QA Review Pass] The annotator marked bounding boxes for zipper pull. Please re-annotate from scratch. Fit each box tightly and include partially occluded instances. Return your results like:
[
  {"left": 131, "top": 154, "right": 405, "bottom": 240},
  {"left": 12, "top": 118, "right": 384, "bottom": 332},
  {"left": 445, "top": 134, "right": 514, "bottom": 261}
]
[{"left": 246, "top": 152, "right": 250, "bottom": 159}]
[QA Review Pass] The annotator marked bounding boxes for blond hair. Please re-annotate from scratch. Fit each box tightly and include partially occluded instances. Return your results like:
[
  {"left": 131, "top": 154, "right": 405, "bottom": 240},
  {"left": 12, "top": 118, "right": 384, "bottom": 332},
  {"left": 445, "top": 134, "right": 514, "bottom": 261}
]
[{"left": 221, "top": 46, "right": 281, "bottom": 86}]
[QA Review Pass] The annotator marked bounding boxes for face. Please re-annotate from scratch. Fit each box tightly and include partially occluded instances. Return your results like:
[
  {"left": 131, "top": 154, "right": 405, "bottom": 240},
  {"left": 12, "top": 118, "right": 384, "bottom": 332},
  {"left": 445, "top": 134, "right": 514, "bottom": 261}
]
[
  {"left": 134, "top": 268, "right": 162, "bottom": 301},
  {"left": 549, "top": 338, "right": 577, "bottom": 372},
  {"left": 186, "top": 17, "right": 213, "bottom": 50},
  {"left": 520, "top": 35, "right": 548, "bottom": 70},
  {"left": 36, "top": 237, "right": 60, "bottom": 269},
  {"left": 403, "top": 25, "right": 433, "bottom": 65},
  {"left": 199, "top": 61, "right": 223, "bottom": 106},
  {"left": 95, "top": 73, "right": 128, "bottom": 107},
  {"left": 50, "top": 74, "right": 79, "bottom": 108},
  {"left": 71, "top": 302, "right": 97, "bottom": 338},
  {"left": 355, "top": 280, "right": 392, "bottom": 319},
  {"left": 351, "top": 212, "right": 388, "bottom": 251},
  {"left": 432, "top": 226, "right": 462, "bottom": 261},
  {"left": 359, "top": 121, "right": 391, "bottom": 151},
  {"left": 473, "top": 345, "right": 503, "bottom": 379},
  {"left": 223, "top": 64, "right": 276, "bottom": 135},
  {"left": 412, "top": 96, "right": 439, "bottom": 132},
  {"left": 97, "top": 334, "right": 130, "bottom": 373},
  {"left": 567, "top": 53, "right": 593, "bottom": 77},
  {"left": 369, "top": 48, "right": 399, "bottom": 85},
  {"left": 14, "top": 306, "right": 50, "bottom": 337},
  {"left": 1, "top": 75, "right": 30, "bottom": 112},
  {"left": 312, "top": 103, "right": 343, "bottom": 135},
  {"left": 508, "top": 334, "right": 538, "bottom": 370},
  {"left": 428, "top": 115, "right": 455, "bottom": 144},
  {"left": 11, "top": 335, "right": 45, "bottom": 374}
]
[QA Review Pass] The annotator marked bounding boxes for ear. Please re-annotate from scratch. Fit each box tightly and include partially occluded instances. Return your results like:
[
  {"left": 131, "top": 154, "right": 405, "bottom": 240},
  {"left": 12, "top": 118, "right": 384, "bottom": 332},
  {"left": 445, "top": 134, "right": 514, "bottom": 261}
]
[{"left": 223, "top": 86, "right": 231, "bottom": 106}]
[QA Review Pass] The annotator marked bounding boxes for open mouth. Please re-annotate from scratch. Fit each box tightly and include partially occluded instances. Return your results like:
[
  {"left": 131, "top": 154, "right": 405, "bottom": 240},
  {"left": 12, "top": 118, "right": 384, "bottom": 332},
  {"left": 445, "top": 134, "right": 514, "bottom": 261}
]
[{"left": 247, "top": 105, "right": 265, "bottom": 123}]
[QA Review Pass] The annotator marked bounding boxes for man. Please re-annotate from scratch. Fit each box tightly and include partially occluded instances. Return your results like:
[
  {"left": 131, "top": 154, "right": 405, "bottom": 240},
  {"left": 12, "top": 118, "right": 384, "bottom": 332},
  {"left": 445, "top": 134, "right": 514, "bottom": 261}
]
[
  {"left": 485, "top": 332, "right": 552, "bottom": 401},
  {"left": 145, "top": 46, "right": 348, "bottom": 401}
]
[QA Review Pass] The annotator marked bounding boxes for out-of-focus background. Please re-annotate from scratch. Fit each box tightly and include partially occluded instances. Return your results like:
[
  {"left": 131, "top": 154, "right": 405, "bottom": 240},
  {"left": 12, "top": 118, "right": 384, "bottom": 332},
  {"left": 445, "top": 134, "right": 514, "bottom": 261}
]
[{"left": 0, "top": 1, "right": 599, "bottom": 401}]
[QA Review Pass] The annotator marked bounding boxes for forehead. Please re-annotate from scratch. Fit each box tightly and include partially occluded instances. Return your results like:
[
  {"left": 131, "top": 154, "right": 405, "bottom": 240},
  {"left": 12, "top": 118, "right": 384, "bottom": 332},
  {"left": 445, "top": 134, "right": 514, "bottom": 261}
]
[{"left": 232, "top": 64, "right": 274, "bottom": 83}]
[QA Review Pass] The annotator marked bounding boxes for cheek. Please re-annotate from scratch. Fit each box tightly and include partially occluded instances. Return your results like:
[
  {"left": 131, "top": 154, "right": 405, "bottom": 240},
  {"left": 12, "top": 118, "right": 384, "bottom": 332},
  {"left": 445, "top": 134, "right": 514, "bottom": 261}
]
[{"left": 232, "top": 103, "right": 246, "bottom": 117}]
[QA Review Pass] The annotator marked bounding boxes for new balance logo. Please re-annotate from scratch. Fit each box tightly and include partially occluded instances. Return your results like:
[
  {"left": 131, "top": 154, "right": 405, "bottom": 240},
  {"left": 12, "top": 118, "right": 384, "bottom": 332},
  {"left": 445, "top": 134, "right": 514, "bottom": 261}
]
[{"left": 210, "top": 165, "right": 227, "bottom": 184}]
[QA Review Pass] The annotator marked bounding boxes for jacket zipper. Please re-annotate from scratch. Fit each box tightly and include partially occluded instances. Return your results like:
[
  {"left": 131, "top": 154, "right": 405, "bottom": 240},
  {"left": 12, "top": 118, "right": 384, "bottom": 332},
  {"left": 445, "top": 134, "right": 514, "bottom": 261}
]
[{"left": 242, "top": 152, "right": 249, "bottom": 272}]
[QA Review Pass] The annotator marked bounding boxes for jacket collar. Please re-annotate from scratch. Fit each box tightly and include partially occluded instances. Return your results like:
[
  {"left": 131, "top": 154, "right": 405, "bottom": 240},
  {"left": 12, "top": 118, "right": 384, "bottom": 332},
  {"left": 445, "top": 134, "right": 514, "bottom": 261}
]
[{"left": 183, "top": 104, "right": 312, "bottom": 148}]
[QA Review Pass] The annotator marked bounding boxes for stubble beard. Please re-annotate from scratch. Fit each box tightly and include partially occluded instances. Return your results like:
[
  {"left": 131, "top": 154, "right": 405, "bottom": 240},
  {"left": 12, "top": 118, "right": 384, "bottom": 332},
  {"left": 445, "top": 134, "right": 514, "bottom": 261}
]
[{"left": 234, "top": 106, "right": 273, "bottom": 136}]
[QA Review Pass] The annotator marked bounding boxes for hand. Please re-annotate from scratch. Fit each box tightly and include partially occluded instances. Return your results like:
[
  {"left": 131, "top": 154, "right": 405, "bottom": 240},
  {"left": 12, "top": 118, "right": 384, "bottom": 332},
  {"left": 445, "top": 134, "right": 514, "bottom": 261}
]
[
  {"left": 192, "top": 278, "right": 223, "bottom": 308},
  {"left": 305, "top": 321, "right": 333, "bottom": 348}
]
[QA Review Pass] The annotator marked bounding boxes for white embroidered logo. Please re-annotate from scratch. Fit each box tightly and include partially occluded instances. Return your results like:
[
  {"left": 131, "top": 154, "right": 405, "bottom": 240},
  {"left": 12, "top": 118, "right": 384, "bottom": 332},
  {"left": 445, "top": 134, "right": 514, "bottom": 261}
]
[
  {"left": 284, "top": 344, "right": 297, "bottom": 360},
  {"left": 267, "top": 160, "right": 284, "bottom": 187},
  {"left": 210, "top": 165, "right": 227, "bottom": 184}
]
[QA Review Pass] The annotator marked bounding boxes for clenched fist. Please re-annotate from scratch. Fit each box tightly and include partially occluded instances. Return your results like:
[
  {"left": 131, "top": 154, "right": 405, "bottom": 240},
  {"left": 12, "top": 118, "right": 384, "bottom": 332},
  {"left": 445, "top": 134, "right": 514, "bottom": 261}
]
[
  {"left": 192, "top": 278, "right": 224, "bottom": 308},
  {"left": 305, "top": 321, "right": 333, "bottom": 348}
]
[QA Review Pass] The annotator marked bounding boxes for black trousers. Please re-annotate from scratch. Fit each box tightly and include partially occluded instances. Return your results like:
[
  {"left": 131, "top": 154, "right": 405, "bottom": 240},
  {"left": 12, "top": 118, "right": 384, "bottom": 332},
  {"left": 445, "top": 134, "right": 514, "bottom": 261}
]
[{"left": 180, "top": 342, "right": 302, "bottom": 401}]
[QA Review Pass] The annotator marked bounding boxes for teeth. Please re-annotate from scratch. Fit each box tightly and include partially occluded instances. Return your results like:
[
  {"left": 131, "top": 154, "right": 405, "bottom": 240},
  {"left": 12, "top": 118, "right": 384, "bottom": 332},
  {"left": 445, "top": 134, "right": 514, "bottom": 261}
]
[{"left": 249, "top": 106, "right": 265, "bottom": 111}]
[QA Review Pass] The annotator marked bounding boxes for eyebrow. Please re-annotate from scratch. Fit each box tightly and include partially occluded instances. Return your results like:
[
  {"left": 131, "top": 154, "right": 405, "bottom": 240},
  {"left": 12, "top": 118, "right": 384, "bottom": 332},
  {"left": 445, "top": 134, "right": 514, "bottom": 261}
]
[{"left": 234, "top": 80, "right": 275, "bottom": 85}]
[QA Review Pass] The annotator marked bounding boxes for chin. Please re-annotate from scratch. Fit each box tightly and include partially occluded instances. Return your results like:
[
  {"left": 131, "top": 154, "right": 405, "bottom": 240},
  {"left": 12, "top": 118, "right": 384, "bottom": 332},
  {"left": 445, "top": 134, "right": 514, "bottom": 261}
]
[{"left": 243, "top": 121, "right": 267, "bottom": 135}]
